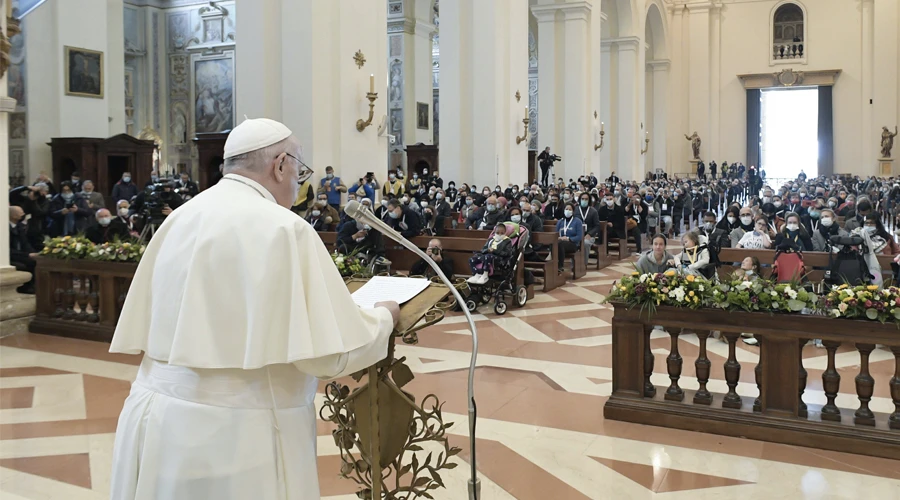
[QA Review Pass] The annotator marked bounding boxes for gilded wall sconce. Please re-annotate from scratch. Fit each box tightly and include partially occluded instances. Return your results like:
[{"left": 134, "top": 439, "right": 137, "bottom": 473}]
[
  {"left": 515, "top": 106, "right": 530, "bottom": 145},
  {"left": 357, "top": 74, "right": 378, "bottom": 132}
]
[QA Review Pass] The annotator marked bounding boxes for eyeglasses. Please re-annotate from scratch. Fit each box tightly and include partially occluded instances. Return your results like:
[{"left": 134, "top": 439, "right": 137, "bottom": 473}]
[{"left": 281, "top": 153, "right": 313, "bottom": 178}]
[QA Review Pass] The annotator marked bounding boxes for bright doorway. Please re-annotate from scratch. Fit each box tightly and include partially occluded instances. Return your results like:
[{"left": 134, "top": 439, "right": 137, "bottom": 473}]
[{"left": 760, "top": 87, "right": 819, "bottom": 180}]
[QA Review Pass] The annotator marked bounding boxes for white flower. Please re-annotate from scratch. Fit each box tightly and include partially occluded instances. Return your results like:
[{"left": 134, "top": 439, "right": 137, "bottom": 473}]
[
  {"left": 640, "top": 274, "right": 649, "bottom": 283},
  {"left": 845, "top": 290, "right": 855, "bottom": 298},
  {"left": 831, "top": 309, "right": 842, "bottom": 317},
  {"left": 770, "top": 291, "right": 778, "bottom": 297},
  {"left": 335, "top": 256, "right": 344, "bottom": 264},
  {"left": 786, "top": 289, "right": 798, "bottom": 300},
  {"left": 698, "top": 285, "right": 705, "bottom": 292}
]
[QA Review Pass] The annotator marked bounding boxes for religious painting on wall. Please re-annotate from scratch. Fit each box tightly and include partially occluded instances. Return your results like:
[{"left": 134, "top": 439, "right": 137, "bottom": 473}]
[
  {"left": 192, "top": 53, "right": 234, "bottom": 134},
  {"left": 9, "top": 113, "right": 26, "bottom": 139},
  {"left": 417, "top": 102, "right": 429, "bottom": 130},
  {"left": 64, "top": 46, "right": 103, "bottom": 98}
]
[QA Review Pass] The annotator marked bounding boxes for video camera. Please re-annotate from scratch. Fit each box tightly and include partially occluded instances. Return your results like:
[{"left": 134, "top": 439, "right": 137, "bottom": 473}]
[
  {"left": 139, "top": 182, "right": 175, "bottom": 224},
  {"left": 549, "top": 154, "right": 562, "bottom": 163}
]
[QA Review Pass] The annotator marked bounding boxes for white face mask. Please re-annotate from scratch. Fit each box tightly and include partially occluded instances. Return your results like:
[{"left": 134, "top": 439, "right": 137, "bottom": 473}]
[
  {"left": 773, "top": 201, "right": 782, "bottom": 207},
  {"left": 786, "top": 223, "right": 799, "bottom": 231},
  {"left": 727, "top": 216, "right": 736, "bottom": 224},
  {"left": 436, "top": 193, "right": 443, "bottom": 200},
  {"left": 311, "top": 210, "right": 321, "bottom": 217},
  {"left": 98, "top": 217, "right": 111, "bottom": 226},
  {"left": 420, "top": 200, "right": 428, "bottom": 207},
  {"left": 511, "top": 215, "right": 522, "bottom": 223},
  {"left": 821, "top": 217, "right": 834, "bottom": 227},
  {"left": 740, "top": 216, "right": 752, "bottom": 225},
  {"left": 605, "top": 199, "right": 615, "bottom": 207},
  {"left": 381, "top": 199, "right": 388, "bottom": 207},
  {"left": 564, "top": 209, "right": 573, "bottom": 218},
  {"left": 117, "top": 208, "right": 129, "bottom": 217},
  {"left": 865, "top": 226, "right": 877, "bottom": 234}
]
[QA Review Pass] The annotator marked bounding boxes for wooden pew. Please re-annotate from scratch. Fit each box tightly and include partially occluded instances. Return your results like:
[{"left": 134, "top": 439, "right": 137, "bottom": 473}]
[
  {"left": 441, "top": 229, "right": 565, "bottom": 292},
  {"left": 716, "top": 247, "right": 895, "bottom": 285}
]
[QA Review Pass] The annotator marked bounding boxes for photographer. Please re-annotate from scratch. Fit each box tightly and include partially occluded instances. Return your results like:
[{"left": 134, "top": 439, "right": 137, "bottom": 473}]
[
  {"left": 337, "top": 216, "right": 384, "bottom": 256},
  {"left": 537, "top": 147, "right": 560, "bottom": 186},
  {"left": 410, "top": 239, "right": 455, "bottom": 279},
  {"left": 49, "top": 181, "right": 91, "bottom": 236},
  {"left": 175, "top": 173, "right": 199, "bottom": 201},
  {"left": 130, "top": 181, "right": 184, "bottom": 235}
]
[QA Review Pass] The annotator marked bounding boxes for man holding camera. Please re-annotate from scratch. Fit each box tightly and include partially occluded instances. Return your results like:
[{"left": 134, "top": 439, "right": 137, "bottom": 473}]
[
  {"left": 318, "top": 166, "right": 347, "bottom": 211},
  {"left": 537, "top": 146, "right": 560, "bottom": 187},
  {"left": 410, "top": 239, "right": 455, "bottom": 279}
]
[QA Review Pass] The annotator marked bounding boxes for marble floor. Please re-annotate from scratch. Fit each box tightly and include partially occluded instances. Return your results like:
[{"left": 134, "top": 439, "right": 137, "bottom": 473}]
[{"left": 1, "top": 255, "right": 899, "bottom": 499}]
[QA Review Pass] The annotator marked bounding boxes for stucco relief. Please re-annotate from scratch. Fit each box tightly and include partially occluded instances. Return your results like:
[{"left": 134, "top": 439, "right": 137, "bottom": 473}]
[{"left": 528, "top": 77, "right": 538, "bottom": 150}]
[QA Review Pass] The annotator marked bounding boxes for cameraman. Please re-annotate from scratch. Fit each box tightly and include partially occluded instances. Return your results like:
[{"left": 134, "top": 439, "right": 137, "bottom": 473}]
[
  {"left": 175, "top": 173, "right": 199, "bottom": 200},
  {"left": 537, "top": 147, "right": 554, "bottom": 186},
  {"left": 131, "top": 181, "right": 184, "bottom": 221},
  {"left": 410, "top": 239, "right": 455, "bottom": 279}
]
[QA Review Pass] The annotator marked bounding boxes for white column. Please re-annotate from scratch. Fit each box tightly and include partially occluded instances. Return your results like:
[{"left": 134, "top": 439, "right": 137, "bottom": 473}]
[
  {"left": 409, "top": 19, "right": 436, "bottom": 146},
  {"left": 440, "top": 0, "right": 528, "bottom": 188},
  {"left": 589, "top": 11, "right": 606, "bottom": 178},
  {"left": 686, "top": 3, "right": 711, "bottom": 162},
  {"left": 237, "top": 0, "right": 388, "bottom": 192},
  {"left": 437, "top": 0, "right": 469, "bottom": 184},
  {"left": 599, "top": 42, "right": 613, "bottom": 175},
  {"left": 0, "top": 11, "right": 13, "bottom": 270},
  {"left": 649, "top": 60, "right": 670, "bottom": 174},
  {"left": 561, "top": 3, "right": 591, "bottom": 181},
  {"left": 532, "top": 5, "right": 560, "bottom": 158},
  {"left": 861, "top": 0, "right": 875, "bottom": 169},
  {"left": 668, "top": 3, "right": 685, "bottom": 172},
  {"left": 708, "top": 4, "right": 721, "bottom": 162},
  {"left": 616, "top": 39, "right": 640, "bottom": 182}
]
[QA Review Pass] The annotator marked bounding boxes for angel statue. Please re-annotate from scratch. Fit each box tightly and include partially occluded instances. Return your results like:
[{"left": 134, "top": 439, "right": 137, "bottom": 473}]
[
  {"left": 881, "top": 126, "right": 898, "bottom": 158},
  {"left": 685, "top": 131, "right": 701, "bottom": 160}
]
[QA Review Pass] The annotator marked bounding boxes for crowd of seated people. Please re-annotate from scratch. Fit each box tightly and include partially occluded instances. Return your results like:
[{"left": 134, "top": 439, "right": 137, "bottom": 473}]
[{"left": 7, "top": 170, "right": 198, "bottom": 293}]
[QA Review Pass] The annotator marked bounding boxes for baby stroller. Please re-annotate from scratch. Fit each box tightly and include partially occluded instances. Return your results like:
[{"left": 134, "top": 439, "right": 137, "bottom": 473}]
[{"left": 465, "top": 222, "right": 530, "bottom": 315}]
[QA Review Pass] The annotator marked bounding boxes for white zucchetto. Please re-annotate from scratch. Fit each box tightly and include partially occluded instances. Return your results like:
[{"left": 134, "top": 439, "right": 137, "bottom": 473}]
[{"left": 223, "top": 118, "right": 293, "bottom": 159}]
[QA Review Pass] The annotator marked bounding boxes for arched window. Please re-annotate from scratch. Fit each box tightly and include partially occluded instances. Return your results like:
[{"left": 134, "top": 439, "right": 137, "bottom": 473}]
[{"left": 771, "top": 2, "right": 806, "bottom": 63}]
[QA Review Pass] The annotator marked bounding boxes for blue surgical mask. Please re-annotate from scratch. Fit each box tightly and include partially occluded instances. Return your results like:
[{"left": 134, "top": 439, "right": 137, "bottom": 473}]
[
  {"left": 326, "top": 173, "right": 334, "bottom": 180},
  {"left": 466, "top": 199, "right": 473, "bottom": 206},
  {"left": 61, "top": 193, "right": 74, "bottom": 201},
  {"left": 580, "top": 200, "right": 588, "bottom": 208},
  {"left": 564, "top": 209, "right": 573, "bottom": 218},
  {"left": 486, "top": 204, "right": 497, "bottom": 212},
  {"left": 389, "top": 211, "right": 400, "bottom": 219},
  {"left": 511, "top": 215, "right": 522, "bottom": 223},
  {"left": 122, "top": 176, "right": 131, "bottom": 183}
]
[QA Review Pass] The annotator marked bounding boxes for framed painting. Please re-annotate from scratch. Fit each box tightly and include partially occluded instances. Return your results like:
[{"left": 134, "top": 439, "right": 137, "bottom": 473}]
[
  {"left": 64, "top": 46, "right": 103, "bottom": 98},
  {"left": 191, "top": 51, "right": 235, "bottom": 134},
  {"left": 416, "top": 102, "right": 429, "bottom": 130}
]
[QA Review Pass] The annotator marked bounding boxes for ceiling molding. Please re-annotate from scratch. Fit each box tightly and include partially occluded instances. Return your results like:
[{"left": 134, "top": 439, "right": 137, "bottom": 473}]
[{"left": 738, "top": 68, "right": 842, "bottom": 89}]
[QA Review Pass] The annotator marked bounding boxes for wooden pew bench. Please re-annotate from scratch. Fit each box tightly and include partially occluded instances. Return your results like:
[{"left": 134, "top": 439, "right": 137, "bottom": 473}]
[{"left": 716, "top": 248, "right": 895, "bottom": 287}]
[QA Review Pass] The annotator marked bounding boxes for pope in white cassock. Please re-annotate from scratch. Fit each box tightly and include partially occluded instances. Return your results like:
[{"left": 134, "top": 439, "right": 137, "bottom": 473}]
[{"left": 108, "top": 118, "right": 401, "bottom": 500}]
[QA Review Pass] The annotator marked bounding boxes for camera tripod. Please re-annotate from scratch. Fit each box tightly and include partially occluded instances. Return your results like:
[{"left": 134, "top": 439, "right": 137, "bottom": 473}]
[{"left": 138, "top": 221, "right": 158, "bottom": 245}]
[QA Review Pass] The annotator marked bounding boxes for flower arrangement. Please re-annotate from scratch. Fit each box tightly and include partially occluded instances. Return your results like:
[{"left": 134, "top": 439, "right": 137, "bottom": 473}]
[
  {"left": 39, "top": 236, "right": 95, "bottom": 260},
  {"left": 39, "top": 236, "right": 145, "bottom": 263},
  {"left": 605, "top": 270, "right": 712, "bottom": 315},
  {"left": 710, "top": 274, "right": 817, "bottom": 313},
  {"left": 823, "top": 284, "right": 900, "bottom": 324},
  {"left": 331, "top": 251, "right": 367, "bottom": 277},
  {"left": 89, "top": 240, "right": 146, "bottom": 262}
]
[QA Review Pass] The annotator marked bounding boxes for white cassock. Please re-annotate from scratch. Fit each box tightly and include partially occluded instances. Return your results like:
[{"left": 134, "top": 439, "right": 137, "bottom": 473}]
[{"left": 109, "top": 173, "right": 394, "bottom": 500}]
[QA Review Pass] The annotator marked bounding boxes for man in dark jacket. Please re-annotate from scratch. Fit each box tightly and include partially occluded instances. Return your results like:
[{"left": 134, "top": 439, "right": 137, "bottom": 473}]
[
  {"left": 466, "top": 196, "right": 505, "bottom": 230},
  {"left": 410, "top": 238, "right": 455, "bottom": 279},
  {"left": 9, "top": 206, "right": 37, "bottom": 293},
  {"left": 385, "top": 198, "right": 422, "bottom": 239},
  {"left": 575, "top": 193, "right": 602, "bottom": 266},
  {"left": 85, "top": 209, "right": 132, "bottom": 244},
  {"left": 111, "top": 172, "right": 140, "bottom": 203},
  {"left": 49, "top": 182, "right": 92, "bottom": 236},
  {"left": 338, "top": 219, "right": 385, "bottom": 256},
  {"left": 598, "top": 193, "right": 642, "bottom": 254}
]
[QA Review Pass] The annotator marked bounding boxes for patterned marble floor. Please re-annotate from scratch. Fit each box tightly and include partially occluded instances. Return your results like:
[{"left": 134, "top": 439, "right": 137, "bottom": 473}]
[{"left": 1, "top": 254, "right": 899, "bottom": 499}]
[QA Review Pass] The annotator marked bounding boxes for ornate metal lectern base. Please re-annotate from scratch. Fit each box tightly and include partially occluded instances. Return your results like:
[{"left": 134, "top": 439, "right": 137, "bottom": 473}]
[{"left": 319, "top": 278, "right": 467, "bottom": 500}]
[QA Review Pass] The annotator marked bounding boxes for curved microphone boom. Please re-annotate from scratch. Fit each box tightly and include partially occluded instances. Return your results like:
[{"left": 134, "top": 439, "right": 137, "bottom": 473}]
[{"left": 344, "top": 200, "right": 481, "bottom": 500}]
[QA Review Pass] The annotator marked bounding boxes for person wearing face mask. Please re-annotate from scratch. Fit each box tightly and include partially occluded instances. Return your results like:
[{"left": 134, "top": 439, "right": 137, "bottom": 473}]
[
  {"left": 774, "top": 212, "right": 813, "bottom": 251},
  {"left": 49, "top": 181, "right": 91, "bottom": 236},
  {"left": 69, "top": 171, "right": 83, "bottom": 192},
  {"left": 466, "top": 196, "right": 504, "bottom": 231},
  {"left": 85, "top": 208, "right": 132, "bottom": 244},
  {"left": 383, "top": 172, "right": 405, "bottom": 198},
  {"left": 79, "top": 180, "right": 105, "bottom": 211},
  {"left": 407, "top": 171, "right": 422, "bottom": 193},
  {"left": 338, "top": 215, "right": 385, "bottom": 256},
  {"left": 432, "top": 189, "right": 452, "bottom": 219},
  {"left": 657, "top": 191, "right": 674, "bottom": 236},
  {"left": 517, "top": 202, "right": 543, "bottom": 235},
  {"left": 385, "top": 198, "right": 423, "bottom": 238},
  {"left": 445, "top": 181, "right": 457, "bottom": 203},
  {"left": 837, "top": 194, "right": 856, "bottom": 217},
  {"left": 786, "top": 194, "right": 806, "bottom": 218},
  {"left": 9, "top": 205, "right": 39, "bottom": 293},
  {"left": 457, "top": 196, "right": 477, "bottom": 227},
  {"left": 636, "top": 234, "right": 674, "bottom": 274},
  {"left": 644, "top": 192, "right": 660, "bottom": 237},
  {"left": 692, "top": 211, "right": 729, "bottom": 260},
  {"left": 115, "top": 200, "right": 138, "bottom": 236},
  {"left": 802, "top": 201, "right": 824, "bottom": 234},
  {"left": 543, "top": 194, "right": 563, "bottom": 220},
  {"left": 844, "top": 199, "right": 872, "bottom": 232},
  {"left": 112, "top": 172, "right": 139, "bottom": 203},
  {"left": 308, "top": 194, "right": 338, "bottom": 227},
  {"left": 736, "top": 216, "right": 773, "bottom": 249},
  {"left": 467, "top": 222, "right": 516, "bottom": 284},
  {"left": 317, "top": 166, "right": 348, "bottom": 211},
  {"left": 555, "top": 203, "right": 584, "bottom": 275},
  {"left": 574, "top": 194, "right": 601, "bottom": 266},
  {"left": 667, "top": 232, "right": 712, "bottom": 278},
  {"left": 625, "top": 195, "right": 648, "bottom": 254},
  {"left": 304, "top": 202, "right": 329, "bottom": 232},
  {"left": 672, "top": 190, "right": 685, "bottom": 236},
  {"left": 859, "top": 214, "right": 899, "bottom": 256},
  {"left": 720, "top": 206, "right": 741, "bottom": 234}
]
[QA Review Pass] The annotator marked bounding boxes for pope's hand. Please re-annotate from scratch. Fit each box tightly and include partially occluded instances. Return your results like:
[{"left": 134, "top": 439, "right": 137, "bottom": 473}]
[{"left": 375, "top": 301, "right": 401, "bottom": 327}]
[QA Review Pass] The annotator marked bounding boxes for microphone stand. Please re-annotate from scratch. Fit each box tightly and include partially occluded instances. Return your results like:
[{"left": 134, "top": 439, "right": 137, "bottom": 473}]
[{"left": 344, "top": 201, "right": 481, "bottom": 500}]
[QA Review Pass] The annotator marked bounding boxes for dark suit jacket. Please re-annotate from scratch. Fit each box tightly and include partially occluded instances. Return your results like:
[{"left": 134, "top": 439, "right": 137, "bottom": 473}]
[
  {"left": 574, "top": 205, "right": 601, "bottom": 237},
  {"left": 9, "top": 222, "right": 35, "bottom": 265},
  {"left": 84, "top": 218, "right": 132, "bottom": 244}
]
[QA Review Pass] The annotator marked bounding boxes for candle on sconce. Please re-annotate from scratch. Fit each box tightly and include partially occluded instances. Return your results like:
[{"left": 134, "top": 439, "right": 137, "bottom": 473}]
[
  {"left": 525, "top": 106, "right": 528, "bottom": 115},
  {"left": 601, "top": 122, "right": 605, "bottom": 132},
  {"left": 369, "top": 74, "right": 375, "bottom": 93}
]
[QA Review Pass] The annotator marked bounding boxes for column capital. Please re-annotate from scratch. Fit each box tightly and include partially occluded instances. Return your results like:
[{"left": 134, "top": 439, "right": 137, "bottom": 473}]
[
  {"left": 387, "top": 18, "right": 415, "bottom": 34},
  {"left": 413, "top": 19, "right": 436, "bottom": 38},
  {"left": 0, "top": 96, "right": 17, "bottom": 113},
  {"left": 601, "top": 36, "right": 641, "bottom": 51},
  {"left": 647, "top": 59, "right": 671, "bottom": 71},
  {"left": 685, "top": 2, "right": 721, "bottom": 13},
  {"left": 531, "top": 1, "right": 591, "bottom": 22}
]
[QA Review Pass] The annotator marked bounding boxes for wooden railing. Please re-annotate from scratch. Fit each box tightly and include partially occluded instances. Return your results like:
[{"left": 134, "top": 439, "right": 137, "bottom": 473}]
[
  {"left": 605, "top": 303, "right": 900, "bottom": 460},
  {"left": 31, "top": 257, "right": 138, "bottom": 342}
]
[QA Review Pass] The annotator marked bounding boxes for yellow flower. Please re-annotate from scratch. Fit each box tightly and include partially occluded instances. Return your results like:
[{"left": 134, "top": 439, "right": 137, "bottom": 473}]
[
  {"left": 664, "top": 270, "right": 676, "bottom": 277},
  {"left": 839, "top": 284, "right": 848, "bottom": 290},
  {"left": 62, "top": 236, "right": 71, "bottom": 241},
  {"left": 620, "top": 286, "right": 627, "bottom": 291},
  {"left": 842, "top": 297, "right": 853, "bottom": 303},
  {"left": 631, "top": 272, "right": 640, "bottom": 276},
  {"left": 693, "top": 296, "right": 699, "bottom": 303},
  {"left": 686, "top": 275, "right": 695, "bottom": 282},
  {"left": 689, "top": 291, "right": 695, "bottom": 297},
  {"left": 867, "top": 285, "right": 878, "bottom": 291}
]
